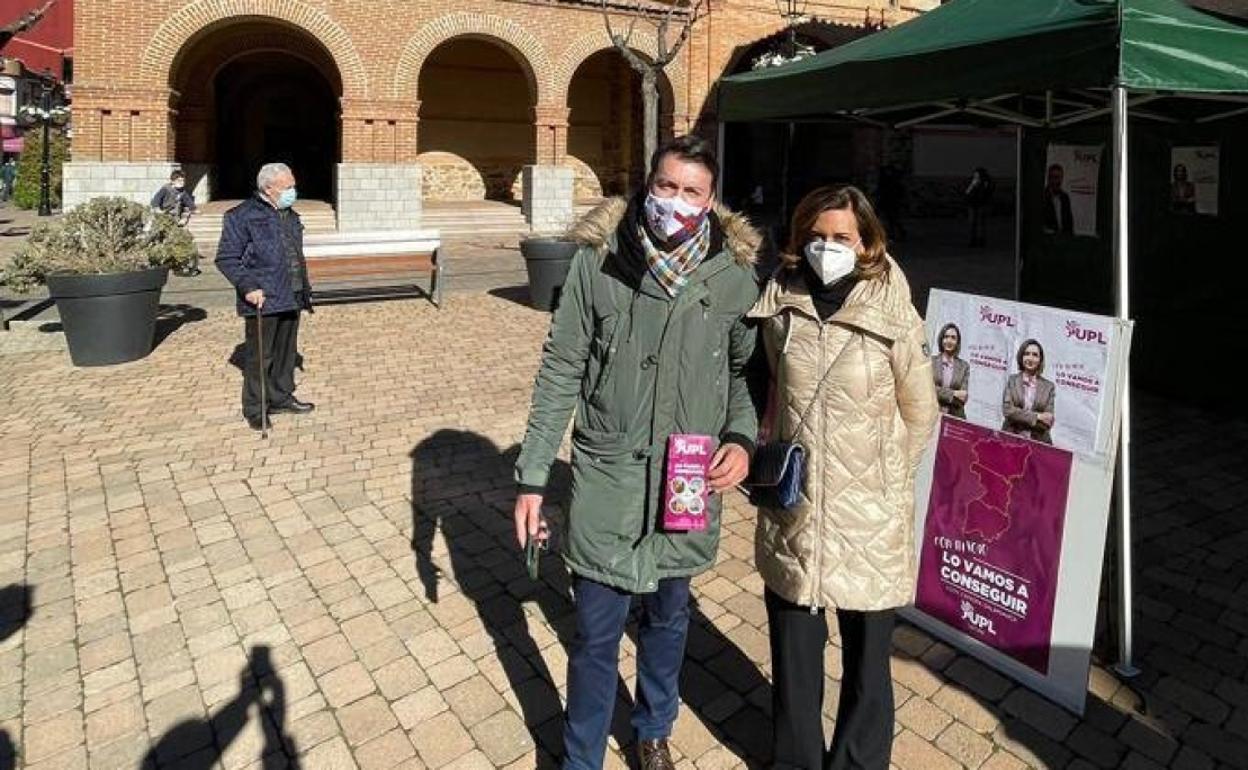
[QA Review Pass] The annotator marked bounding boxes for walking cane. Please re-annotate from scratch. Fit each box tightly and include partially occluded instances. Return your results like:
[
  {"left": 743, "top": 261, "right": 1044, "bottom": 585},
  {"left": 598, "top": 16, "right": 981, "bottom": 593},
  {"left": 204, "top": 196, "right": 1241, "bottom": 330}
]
[{"left": 256, "top": 309, "right": 268, "bottom": 440}]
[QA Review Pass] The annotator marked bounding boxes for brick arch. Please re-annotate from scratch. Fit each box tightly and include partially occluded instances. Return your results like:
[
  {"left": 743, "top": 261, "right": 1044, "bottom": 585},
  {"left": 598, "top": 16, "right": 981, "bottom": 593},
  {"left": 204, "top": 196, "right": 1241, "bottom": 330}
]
[
  {"left": 551, "top": 31, "right": 687, "bottom": 117},
  {"left": 138, "top": 0, "right": 369, "bottom": 99},
  {"left": 173, "top": 27, "right": 343, "bottom": 101},
  {"left": 394, "top": 13, "right": 549, "bottom": 103}
]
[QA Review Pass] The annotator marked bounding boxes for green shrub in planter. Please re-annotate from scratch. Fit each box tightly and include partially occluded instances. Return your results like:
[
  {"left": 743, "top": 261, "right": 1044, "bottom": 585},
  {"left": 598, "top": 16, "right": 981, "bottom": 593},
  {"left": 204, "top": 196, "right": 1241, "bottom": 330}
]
[
  {"left": 2, "top": 197, "right": 199, "bottom": 365},
  {"left": 2, "top": 196, "right": 197, "bottom": 294}
]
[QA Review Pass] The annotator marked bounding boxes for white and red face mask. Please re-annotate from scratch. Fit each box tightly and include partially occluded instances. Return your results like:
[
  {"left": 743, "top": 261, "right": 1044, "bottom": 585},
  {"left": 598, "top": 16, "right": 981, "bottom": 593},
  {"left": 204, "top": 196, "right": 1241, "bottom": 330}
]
[{"left": 644, "top": 193, "right": 707, "bottom": 242}]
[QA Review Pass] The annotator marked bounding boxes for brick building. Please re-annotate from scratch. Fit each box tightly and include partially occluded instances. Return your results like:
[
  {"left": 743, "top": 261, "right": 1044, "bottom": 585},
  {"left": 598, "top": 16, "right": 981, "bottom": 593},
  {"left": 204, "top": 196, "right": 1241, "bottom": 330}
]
[{"left": 64, "top": 0, "right": 934, "bottom": 230}]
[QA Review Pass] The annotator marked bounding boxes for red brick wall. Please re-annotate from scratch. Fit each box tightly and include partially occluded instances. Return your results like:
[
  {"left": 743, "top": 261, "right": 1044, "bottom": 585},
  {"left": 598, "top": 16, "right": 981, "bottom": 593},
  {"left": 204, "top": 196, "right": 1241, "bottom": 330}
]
[{"left": 71, "top": 0, "right": 933, "bottom": 164}]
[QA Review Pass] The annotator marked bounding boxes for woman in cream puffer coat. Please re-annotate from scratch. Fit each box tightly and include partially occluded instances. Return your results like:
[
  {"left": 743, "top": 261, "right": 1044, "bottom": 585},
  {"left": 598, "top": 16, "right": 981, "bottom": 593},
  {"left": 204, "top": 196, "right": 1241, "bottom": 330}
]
[{"left": 748, "top": 185, "right": 939, "bottom": 770}]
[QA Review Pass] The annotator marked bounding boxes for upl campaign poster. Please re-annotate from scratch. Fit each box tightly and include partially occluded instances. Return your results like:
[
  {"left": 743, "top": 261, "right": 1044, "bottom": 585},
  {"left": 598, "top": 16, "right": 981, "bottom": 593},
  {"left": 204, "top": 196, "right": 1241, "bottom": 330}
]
[
  {"left": 914, "top": 420, "right": 1073, "bottom": 674},
  {"left": 908, "top": 290, "right": 1133, "bottom": 714}
]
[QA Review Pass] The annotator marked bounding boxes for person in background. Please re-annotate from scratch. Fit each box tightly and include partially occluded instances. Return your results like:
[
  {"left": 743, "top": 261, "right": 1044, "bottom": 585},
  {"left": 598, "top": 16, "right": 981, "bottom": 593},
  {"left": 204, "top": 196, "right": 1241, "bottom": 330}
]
[
  {"left": 1042, "top": 163, "right": 1073, "bottom": 235},
  {"left": 0, "top": 157, "right": 16, "bottom": 202},
  {"left": 964, "top": 167, "right": 994, "bottom": 247},
  {"left": 749, "top": 184, "right": 938, "bottom": 770},
  {"left": 215, "top": 162, "right": 315, "bottom": 432},
  {"left": 152, "top": 169, "right": 201, "bottom": 275}
]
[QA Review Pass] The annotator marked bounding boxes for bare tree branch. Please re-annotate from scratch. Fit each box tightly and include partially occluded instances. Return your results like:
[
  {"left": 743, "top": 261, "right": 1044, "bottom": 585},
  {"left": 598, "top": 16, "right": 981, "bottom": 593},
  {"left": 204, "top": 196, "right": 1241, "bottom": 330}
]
[
  {"left": 1, "top": 0, "right": 56, "bottom": 48},
  {"left": 657, "top": 0, "right": 703, "bottom": 66}
]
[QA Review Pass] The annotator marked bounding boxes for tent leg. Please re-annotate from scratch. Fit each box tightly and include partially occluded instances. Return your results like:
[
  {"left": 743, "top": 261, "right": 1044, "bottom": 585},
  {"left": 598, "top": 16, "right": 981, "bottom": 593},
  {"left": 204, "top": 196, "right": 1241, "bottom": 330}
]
[{"left": 1111, "top": 84, "right": 1139, "bottom": 679}]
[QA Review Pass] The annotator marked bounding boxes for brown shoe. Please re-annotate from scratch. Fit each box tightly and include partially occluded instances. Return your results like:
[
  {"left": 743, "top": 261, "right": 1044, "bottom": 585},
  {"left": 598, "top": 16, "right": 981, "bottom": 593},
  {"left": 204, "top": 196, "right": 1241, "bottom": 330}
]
[{"left": 637, "top": 738, "right": 675, "bottom": 770}]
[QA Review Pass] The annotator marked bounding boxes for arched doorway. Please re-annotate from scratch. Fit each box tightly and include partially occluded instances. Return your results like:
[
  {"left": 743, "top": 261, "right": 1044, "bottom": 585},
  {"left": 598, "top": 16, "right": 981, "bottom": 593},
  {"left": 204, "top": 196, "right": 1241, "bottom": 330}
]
[
  {"left": 567, "top": 50, "right": 675, "bottom": 200},
  {"left": 170, "top": 19, "right": 343, "bottom": 203},
  {"left": 417, "top": 37, "right": 536, "bottom": 202}
]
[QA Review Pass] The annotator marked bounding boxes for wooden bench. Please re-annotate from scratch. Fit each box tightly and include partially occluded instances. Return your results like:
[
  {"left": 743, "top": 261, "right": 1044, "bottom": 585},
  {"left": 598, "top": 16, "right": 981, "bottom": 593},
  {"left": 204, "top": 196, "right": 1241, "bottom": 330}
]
[{"left": 303, "top": 230, "right": 443, "bottom": 308}]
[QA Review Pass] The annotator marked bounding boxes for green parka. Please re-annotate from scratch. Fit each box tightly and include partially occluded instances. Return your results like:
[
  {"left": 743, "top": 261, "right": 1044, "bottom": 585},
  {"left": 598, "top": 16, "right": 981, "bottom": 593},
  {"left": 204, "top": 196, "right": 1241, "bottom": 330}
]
[{"left": 515, "top": 196, "right": 761, "bottom": 593}]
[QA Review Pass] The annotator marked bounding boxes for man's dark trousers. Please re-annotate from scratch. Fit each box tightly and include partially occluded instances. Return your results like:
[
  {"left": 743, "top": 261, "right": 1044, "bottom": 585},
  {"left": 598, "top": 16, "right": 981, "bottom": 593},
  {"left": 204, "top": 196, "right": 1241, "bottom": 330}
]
[
  {"left": 242, "top": 306, "right": 300, "bottom": 421},
  {"left": 562, "top": 576, "right": 691, "bottom": 769}
]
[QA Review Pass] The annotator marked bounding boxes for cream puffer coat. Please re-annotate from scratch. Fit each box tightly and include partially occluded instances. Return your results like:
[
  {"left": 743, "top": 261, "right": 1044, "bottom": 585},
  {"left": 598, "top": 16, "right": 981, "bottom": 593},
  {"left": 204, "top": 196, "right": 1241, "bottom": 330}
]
[{"left": 749, "top": 259, "right": 939, "bottom": 611}]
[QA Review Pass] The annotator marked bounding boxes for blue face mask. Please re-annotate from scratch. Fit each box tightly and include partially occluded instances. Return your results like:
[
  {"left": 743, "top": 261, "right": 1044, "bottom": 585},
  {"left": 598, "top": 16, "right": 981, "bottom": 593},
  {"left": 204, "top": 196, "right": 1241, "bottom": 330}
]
[{"left": 276, "top": 187, "right": 297, "bottom": 210}]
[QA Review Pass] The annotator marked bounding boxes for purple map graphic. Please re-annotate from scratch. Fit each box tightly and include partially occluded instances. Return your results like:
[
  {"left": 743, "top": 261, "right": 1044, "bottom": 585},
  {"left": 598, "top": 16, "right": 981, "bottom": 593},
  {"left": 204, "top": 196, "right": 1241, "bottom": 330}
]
[{"left": 915, "top": 419, "right": 1074, "bottom": 674}]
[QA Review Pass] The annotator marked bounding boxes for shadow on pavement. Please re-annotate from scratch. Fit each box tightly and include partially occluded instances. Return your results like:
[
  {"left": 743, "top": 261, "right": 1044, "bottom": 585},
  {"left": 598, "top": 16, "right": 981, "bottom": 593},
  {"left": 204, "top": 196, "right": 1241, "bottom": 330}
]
[
  {"left": 408, "top": 429, "right": 773, "bottom": 768},
  {"left": 153, "top": 304, "right": 209, "bottom": 349},
  {"left": 0, "top": 584, "right": 31, "bottom": 770},
  {"left": 143, "top": 645, "right": 299, "bottom": 769}
]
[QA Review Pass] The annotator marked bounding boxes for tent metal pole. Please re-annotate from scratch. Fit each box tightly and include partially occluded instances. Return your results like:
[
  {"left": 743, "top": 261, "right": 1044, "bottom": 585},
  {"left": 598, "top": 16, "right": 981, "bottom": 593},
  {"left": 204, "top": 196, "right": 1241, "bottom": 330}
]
[
  {"left": 1111, "top": 84, "right": 1139, "bottom": 678},
  {"left": 1196, "top": 105, "right": 1248, "bottom": 123},
  {"left": 1014, "top": 124, "right": 1023, "bottom": 301}
]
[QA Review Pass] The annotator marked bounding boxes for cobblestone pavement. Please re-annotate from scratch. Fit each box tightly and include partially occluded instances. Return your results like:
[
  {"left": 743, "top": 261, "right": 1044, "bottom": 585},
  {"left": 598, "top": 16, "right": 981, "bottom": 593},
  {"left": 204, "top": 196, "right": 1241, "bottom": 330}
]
[{"left": 0, "top": 293, "right": 1245, "bottom": 770}]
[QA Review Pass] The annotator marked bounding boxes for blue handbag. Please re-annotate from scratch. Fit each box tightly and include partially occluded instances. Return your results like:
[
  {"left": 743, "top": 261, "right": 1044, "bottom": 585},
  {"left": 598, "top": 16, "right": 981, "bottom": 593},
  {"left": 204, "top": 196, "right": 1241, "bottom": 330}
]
[
  {"left": 746, "top": 442, "right": 806, "bottom": 509},
  {"left": 746, "top": 328, "right": 853, "bottom": 510}
]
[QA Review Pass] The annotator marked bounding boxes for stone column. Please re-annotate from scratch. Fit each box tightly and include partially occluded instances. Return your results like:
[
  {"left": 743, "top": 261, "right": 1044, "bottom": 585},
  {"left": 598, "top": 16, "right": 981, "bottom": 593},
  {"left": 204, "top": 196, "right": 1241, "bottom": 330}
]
[
  {"left": 62, "top": 86, "right": 179, "bottom": 209},
  {"left": 522, "top": 165, "right": 574, "bottom": 234},
  {"left": 336, "top": 163, "right": 423, "bottom": 232},
  {"left": 336, "top": 99, "right": 423, "bottom": 231}
]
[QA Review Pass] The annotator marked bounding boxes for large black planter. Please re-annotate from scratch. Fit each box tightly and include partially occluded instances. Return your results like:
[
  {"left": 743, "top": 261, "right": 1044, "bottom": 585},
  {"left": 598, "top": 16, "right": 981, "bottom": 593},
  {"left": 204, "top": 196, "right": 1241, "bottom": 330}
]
[
  {"left": 519, "top": 237, "right": 578, "bottom": 311},
  {"left": 47, "top": 267, "right": 169, "bottom": 366}
]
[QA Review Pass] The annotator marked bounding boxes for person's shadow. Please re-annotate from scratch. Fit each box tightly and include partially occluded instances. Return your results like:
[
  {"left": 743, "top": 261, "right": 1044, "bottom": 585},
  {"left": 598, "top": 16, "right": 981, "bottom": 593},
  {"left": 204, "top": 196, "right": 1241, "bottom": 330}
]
[
  {"left": 410, "top": 430, "right": 587, "bottom": 766},
  {"left": 409, "top": 430, "right": 772, "bottom": 767},
  {"left": 144, "top": 645, "right": 298, "bottom": 769},
  {"left": 0, "top": 584, "right": 32, "bottom": 770}
]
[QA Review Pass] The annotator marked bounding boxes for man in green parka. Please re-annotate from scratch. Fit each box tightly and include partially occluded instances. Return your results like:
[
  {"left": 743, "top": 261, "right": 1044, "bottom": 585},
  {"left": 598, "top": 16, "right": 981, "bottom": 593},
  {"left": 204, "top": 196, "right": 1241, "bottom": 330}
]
[{"left": 513, "top": 136, "right": 761, "bottom": 770}]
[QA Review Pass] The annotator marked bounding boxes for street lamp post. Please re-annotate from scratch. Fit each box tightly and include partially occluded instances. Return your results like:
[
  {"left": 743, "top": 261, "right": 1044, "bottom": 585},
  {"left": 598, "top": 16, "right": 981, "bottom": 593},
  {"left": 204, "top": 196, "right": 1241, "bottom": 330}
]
[
  {"left": 775, "top": 0, "right": 807, "bottom": 59},
  {"left": 17, "top": 69, "right": 67, "bottom": 217},
  {"left": 37, "top": 75, "right": 53, "bottom": 216}
]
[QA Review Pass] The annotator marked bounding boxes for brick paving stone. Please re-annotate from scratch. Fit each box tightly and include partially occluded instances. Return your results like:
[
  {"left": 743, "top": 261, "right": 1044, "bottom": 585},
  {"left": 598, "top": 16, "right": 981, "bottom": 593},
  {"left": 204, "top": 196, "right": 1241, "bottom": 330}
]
[
  {"left": 24, "top": 708, "right": 85, "bottom": 763},
  {"left": 892, "top": 728, "right": 961, "bottom": 770},
  {"left": 354, "top": 728, "right": 417, "bottom": 770},
  {"left": 897, "top": 696, "right": 953, "bottom": 741},
  {"left": 469, "top": 708, "right": 533, "bottom": 766},
  {"left": 443, "top": 675, "right": 506, "bottom": 726},
  {"left": 306, "top": 634, "right": 358, "bottom": 676},
  {"left": 1066, "top": 722, "right": 1127, "bottom": 768},
  {"left": 321, "top": 661, "right": 378, "bottom": 708},
  {"left": 891, "top": 655, "right": 944, "bottom": 699},
  {"left": 935, "top": 721, "right": 995, "bottom": 767},
  {"left": 946, "top": 658, "right": 1012, "bottom": 702},
  {"left": 426, "top": 654, "right": 477, "bottom": 691},
  {"left": 337, "top": 694, "right": 398, "bottom": 747},
  {"left": 302, "top": 736, "right": 361, "bottom": 769},
  {"left": 410, "top": 710, "right": 475, "bottom": 767},
  {"left": 1000, "top": 687, "right": 1078, "bottom": 741}
]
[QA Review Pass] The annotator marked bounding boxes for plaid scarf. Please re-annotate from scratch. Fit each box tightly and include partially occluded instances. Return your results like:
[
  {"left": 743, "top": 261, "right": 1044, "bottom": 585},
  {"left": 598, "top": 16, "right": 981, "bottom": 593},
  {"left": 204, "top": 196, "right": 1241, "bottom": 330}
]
[{"left": 639, "top": 215, "right": 712, "bottom": 297}]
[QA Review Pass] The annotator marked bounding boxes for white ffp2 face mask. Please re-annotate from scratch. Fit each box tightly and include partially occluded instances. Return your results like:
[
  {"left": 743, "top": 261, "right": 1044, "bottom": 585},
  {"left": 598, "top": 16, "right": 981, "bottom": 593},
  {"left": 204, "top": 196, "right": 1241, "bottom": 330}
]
[{"left": 804, "top": 239, "right": 859, "bottom": 285}]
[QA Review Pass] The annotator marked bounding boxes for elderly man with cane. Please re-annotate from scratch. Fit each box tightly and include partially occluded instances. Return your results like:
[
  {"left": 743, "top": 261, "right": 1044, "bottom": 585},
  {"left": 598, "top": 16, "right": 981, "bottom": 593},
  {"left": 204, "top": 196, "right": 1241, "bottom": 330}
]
[{"left": 216, "top": 162, "right": 315, "bottom": 432}]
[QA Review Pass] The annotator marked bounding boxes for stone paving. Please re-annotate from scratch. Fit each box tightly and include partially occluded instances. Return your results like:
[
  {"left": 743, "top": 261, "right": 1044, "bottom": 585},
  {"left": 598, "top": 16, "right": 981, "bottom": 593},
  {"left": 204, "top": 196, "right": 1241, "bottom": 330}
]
[{"left": 0, "top": 288, "right": 1245, "bottom": 770}]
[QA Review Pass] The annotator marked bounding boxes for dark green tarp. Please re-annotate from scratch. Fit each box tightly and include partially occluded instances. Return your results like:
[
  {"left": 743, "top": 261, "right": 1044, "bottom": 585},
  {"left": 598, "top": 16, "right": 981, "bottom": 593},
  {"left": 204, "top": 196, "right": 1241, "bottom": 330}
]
[{"left": 718, "top": 0, "right": 1248, "bottom": 122}]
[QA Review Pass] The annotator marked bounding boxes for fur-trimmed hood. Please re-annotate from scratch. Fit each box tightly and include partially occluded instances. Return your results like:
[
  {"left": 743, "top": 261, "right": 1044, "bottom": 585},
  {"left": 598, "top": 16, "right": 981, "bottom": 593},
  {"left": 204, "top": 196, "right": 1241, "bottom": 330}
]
[{"left": 567, "top": 196, "right": 760, "bottom": 268}]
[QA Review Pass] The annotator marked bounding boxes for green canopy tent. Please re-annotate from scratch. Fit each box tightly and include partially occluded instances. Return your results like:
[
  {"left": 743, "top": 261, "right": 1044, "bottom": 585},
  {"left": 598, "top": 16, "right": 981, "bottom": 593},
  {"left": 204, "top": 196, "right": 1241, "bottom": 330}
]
[{"left": 718, "top": 0, "right": 1248, "bottom": 677}]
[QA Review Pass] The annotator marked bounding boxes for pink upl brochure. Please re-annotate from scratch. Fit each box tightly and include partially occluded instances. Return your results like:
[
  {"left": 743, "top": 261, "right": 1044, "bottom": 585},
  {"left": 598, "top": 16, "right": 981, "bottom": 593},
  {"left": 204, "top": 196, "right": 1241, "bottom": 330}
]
[{"left": 662, "top": 434, "right": 715, "bottom": 532}]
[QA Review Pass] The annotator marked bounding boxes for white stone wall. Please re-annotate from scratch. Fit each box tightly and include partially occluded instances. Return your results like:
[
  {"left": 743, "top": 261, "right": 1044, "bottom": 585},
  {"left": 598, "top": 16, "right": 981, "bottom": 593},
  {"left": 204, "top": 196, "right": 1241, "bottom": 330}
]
[
  {"left": 61, "top": 162, "right": 179, "bottom": 210},
  {"left": 522, "top": 165, "right": 574, "bottom": 235},
  {"left": 337, "top": 163, "right": 422, "bottom": 231}
]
